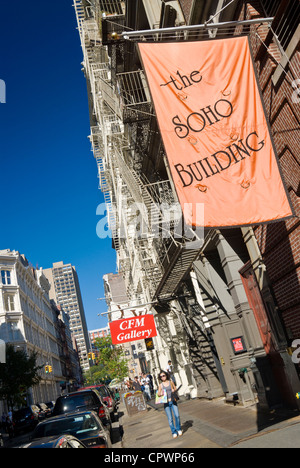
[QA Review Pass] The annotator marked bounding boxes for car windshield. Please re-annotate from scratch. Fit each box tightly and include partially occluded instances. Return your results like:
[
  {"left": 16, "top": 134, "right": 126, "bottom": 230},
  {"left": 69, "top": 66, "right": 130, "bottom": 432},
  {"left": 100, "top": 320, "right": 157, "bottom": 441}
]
[
  {"left": 14, "top": 408, "right": 31, "bottom": 419},
  {"left": 55, "top": 394, "right": 96, "bottom": 413},
  {"left": 33, "top": 414, "right": 101, "bottom": 439},
  {"left": 96, "top": 387, "right": 108, "bottom": 398}
]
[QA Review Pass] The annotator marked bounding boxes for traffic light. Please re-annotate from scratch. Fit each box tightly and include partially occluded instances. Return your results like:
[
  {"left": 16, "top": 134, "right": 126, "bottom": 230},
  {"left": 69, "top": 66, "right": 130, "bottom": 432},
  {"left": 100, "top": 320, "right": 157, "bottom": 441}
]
[
  {"left": 45, "top": 365, "right": 49, "bottom": 374},
  {"left": 145, "top": 338, "right": 155, "bottom": 351},
  {"left": 88, "top": 352, "right": 95, "bottom": 360},
  {"left": 48, "top": 366, "right": 53, "bottom": 373}
]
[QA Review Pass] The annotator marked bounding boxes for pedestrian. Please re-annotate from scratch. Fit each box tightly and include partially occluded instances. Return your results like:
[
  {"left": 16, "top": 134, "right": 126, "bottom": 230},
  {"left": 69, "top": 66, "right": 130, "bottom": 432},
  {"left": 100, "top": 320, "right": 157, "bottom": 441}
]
[
  {"left": 1, "top": 413, "right": 7, "bottom": 433},
  {"left": 126, "top": 378, "right": 133, "bottom": 390},
  {"left": 166, "top": 360, "right": 176, "bottom": 385},
  {"left": 6, "top": 415, "right": 14, "bottom": 440},
  {"left": 114, "top": 387, "right": 120, "bottom": 401},
  {"left": 141, "top": 373, "right": 151, "bottom": 401},
  {"left": 132, "top": 376, "right": 142, "bottom": 392},
  {"left": 147, "top": 372, "right": 154, "bottom": 394},
  {"left": 157, "top": 370, "right": 182, "bottom": 439}
]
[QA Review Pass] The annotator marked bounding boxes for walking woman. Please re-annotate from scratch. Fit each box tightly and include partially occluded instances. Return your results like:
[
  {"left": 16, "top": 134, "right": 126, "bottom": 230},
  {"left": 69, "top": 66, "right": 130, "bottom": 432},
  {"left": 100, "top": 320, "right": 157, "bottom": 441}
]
[{"left": 157, "top": 370, "right": 182, "bottom": 439}]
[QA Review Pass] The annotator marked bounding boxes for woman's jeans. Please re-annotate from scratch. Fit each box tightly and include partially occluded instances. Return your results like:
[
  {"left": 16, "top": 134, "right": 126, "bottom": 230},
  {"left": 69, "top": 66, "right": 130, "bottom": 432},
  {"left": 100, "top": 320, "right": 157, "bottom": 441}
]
[
  {"left": 164, "top": 401, "right": 181, "bottom": 435},
  {"left": 143, "top": 386, "right": 151, "bottom": 401}
]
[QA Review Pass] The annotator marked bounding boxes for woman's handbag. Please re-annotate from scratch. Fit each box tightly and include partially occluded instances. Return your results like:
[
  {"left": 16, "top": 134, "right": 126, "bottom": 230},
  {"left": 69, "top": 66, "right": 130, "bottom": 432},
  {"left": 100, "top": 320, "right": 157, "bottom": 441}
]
[
  {"left": 155, "top": 388, "right": 167, "bottom": 404},
  {"left": 170, "top": 381, "right": 179, "bottom": 402}
]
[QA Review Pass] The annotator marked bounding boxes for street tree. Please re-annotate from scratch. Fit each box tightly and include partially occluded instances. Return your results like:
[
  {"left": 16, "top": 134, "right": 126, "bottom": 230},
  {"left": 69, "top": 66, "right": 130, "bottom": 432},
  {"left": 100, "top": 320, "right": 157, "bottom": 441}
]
[
  {"left": 84, "top": 336, "right": 128, "bottom": 385},
  {"left": 0, "top": 345, "right": 43, "bottom": 409}
]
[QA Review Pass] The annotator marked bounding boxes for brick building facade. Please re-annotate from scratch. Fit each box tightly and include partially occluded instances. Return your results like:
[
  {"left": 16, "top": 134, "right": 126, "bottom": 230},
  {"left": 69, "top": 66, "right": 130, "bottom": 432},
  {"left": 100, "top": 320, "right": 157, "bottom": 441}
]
[
  {"left": 75, "top": 0, "right": 300, "bottom": 409},
  {"left": 241, "top": 1, "right": 300, "bottom": 343}
]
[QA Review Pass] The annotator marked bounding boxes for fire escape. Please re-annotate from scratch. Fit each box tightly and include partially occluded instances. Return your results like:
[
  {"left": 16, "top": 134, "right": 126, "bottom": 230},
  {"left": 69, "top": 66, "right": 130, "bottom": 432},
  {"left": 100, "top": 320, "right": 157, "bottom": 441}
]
[{"left": 74, "top": 0, "right": 201, "bottom": 305}]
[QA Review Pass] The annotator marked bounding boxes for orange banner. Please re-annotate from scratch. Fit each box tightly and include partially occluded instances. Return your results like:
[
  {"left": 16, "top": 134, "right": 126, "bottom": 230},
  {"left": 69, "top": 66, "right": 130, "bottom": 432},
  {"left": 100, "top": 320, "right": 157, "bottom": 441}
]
[{"left": 138, "top": 37, "right": 294, "bottom": 227}]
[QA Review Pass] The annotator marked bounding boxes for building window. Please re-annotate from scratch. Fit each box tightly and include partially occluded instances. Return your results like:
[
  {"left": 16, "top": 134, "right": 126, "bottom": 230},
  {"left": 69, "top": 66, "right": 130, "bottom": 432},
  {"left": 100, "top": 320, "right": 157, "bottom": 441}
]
[
  {"left": 1, "top": 270, "right": 11, "bottom": 285},
  {"left": 261, "top": 0, "right": 300, "bottom": 50},
  {"left": 8, "top": 322, "right": 20, "bottom": 341},
  {"left": 4, "top": 294, "right": 15, "bottom": 312}
]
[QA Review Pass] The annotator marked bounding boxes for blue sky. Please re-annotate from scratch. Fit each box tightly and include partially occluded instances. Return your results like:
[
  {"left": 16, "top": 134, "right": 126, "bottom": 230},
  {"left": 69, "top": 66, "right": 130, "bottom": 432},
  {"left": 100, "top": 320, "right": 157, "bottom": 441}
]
[{"left": 0, "top": 1, "right": 117, "bottom": 330}]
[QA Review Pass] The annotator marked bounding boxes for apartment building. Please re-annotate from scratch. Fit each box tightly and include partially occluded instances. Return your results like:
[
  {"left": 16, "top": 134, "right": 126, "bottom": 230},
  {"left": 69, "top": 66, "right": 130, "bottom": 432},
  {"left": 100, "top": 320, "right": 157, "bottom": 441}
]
[
  {"left": 43, "top": 261, "right": 91, "bottom": 373},
  {"left": 54, "top": 302, "right": 83, "bottom": 391},
  {"left": 89, "top": 325, "right": 110, "bottom": 345},
  {"left": 74, "top": 0, "right": 300, "bottom": 408},
  {"left": 0, "top": 250, "right": 74, "bottom": 409}
]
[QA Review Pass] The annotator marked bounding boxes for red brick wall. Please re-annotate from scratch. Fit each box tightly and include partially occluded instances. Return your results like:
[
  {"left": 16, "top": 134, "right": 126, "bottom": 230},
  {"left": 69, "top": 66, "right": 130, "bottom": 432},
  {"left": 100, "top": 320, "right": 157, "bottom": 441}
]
[
  {"left": 241, "top": 1, "right": 300, "bottom": 339},
  {"left": 178, "top": 0, "right": 300, "bottom": 339}
]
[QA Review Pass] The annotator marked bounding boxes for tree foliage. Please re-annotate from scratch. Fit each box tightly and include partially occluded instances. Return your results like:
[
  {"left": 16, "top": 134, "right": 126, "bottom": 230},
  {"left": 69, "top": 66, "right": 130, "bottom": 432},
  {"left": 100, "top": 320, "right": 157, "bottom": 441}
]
[
  {"left": 83, "top": 336, "right": 128, "bottom": 385},
  {"left": 0, "top": 345, "right": 43, "bottom": 408}
]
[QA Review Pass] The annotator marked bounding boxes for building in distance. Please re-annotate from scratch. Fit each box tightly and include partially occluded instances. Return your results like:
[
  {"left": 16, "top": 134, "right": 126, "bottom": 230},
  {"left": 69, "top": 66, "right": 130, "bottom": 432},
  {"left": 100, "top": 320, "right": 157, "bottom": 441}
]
[{"left": 43, "top": 261, "right": 91, "bottom": 373}]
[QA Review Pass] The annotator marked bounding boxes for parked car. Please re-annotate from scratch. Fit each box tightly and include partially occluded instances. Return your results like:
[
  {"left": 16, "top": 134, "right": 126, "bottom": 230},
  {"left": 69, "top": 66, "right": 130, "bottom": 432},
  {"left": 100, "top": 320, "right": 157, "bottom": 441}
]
[
  {"left": 52, "top": 390, "right": 112, "bottom": 435},
  {"left": 13, "top": 406, "right": 40, "bottom": 434},
  {"left": 20, "top": 434, "right": 86, "bottom": 448},
  {"left": 37, "top": 403, "right": 51, "bottom": 419},
  {"left": 78, "top": 385, "right": 118, "bottom": 421},
  {"left": 45, "top": 401, "right": 55, "bottom": 415},
  {"left": 31, "top": 411, "right": 111, "bottom": 448}
]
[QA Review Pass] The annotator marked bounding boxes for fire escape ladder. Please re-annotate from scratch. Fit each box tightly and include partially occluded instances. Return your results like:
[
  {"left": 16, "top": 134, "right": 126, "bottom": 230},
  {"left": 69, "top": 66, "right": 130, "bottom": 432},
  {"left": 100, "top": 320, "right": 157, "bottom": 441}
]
[
  {"left": 117, "top": 70, "right": 152, "bottom": 123},
  {"left": 73, "top": 0, "right": 85, "bottom": 38},
  {"left": 90, "top": 127, "right": 111, "bottom": 193}
]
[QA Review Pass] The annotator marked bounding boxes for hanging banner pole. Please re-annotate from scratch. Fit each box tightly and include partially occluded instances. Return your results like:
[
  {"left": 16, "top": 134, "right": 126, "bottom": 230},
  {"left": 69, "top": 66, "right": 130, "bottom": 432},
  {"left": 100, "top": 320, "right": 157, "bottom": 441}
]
[{"left": 122, "top": 18, "right": 274, "bottom": 39}]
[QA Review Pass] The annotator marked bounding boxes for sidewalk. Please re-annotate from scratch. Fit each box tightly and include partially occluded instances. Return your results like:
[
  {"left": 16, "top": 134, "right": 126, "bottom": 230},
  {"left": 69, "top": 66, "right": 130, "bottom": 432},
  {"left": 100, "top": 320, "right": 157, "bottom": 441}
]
[{"left": 116, "top": 397, "right": 300, "bottom": 449}]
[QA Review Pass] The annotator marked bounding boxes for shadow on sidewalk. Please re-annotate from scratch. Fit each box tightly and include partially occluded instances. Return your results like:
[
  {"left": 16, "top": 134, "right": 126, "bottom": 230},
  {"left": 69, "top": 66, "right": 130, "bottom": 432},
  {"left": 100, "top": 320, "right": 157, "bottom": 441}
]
[
  {"left": 256, "top": 404, "right": 300, "bottom": 433},
  {"left": 181, "top": 420, "right": 193, "bottom": 435}
]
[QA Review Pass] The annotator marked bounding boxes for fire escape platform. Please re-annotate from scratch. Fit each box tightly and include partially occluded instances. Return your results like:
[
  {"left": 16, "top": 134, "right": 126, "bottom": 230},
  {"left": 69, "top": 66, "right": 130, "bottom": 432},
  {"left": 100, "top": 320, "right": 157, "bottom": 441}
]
[{"left": 154, "top": 244, "right": 200, "bottom": 301}]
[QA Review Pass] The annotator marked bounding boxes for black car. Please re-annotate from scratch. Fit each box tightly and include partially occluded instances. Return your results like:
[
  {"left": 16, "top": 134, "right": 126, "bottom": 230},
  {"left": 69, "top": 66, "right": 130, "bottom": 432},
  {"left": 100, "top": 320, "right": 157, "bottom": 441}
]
[
  {"left": 31, "top": 411, "right": 111, "bottom": 448},
  {"left": 20, "top": 434, "right": 86, "bottom": 448},
  {"left": 78, "top": 385, "right": 119, "bottom": 421},
  {"left": 53, "top": 390, "right": 112, "bottom": 434},
  {"left": 13, "top": 405, "right": 40, "bottom": 434}
]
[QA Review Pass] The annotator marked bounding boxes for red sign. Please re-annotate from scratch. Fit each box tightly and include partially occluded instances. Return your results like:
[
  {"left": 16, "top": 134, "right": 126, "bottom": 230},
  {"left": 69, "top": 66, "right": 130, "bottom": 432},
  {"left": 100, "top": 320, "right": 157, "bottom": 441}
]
[
  {"left": 231, "top": 337, "right": 246, "bottom": 354},
  {"left": 109, "top": 315, "right": 157, "bottom": 345}
]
